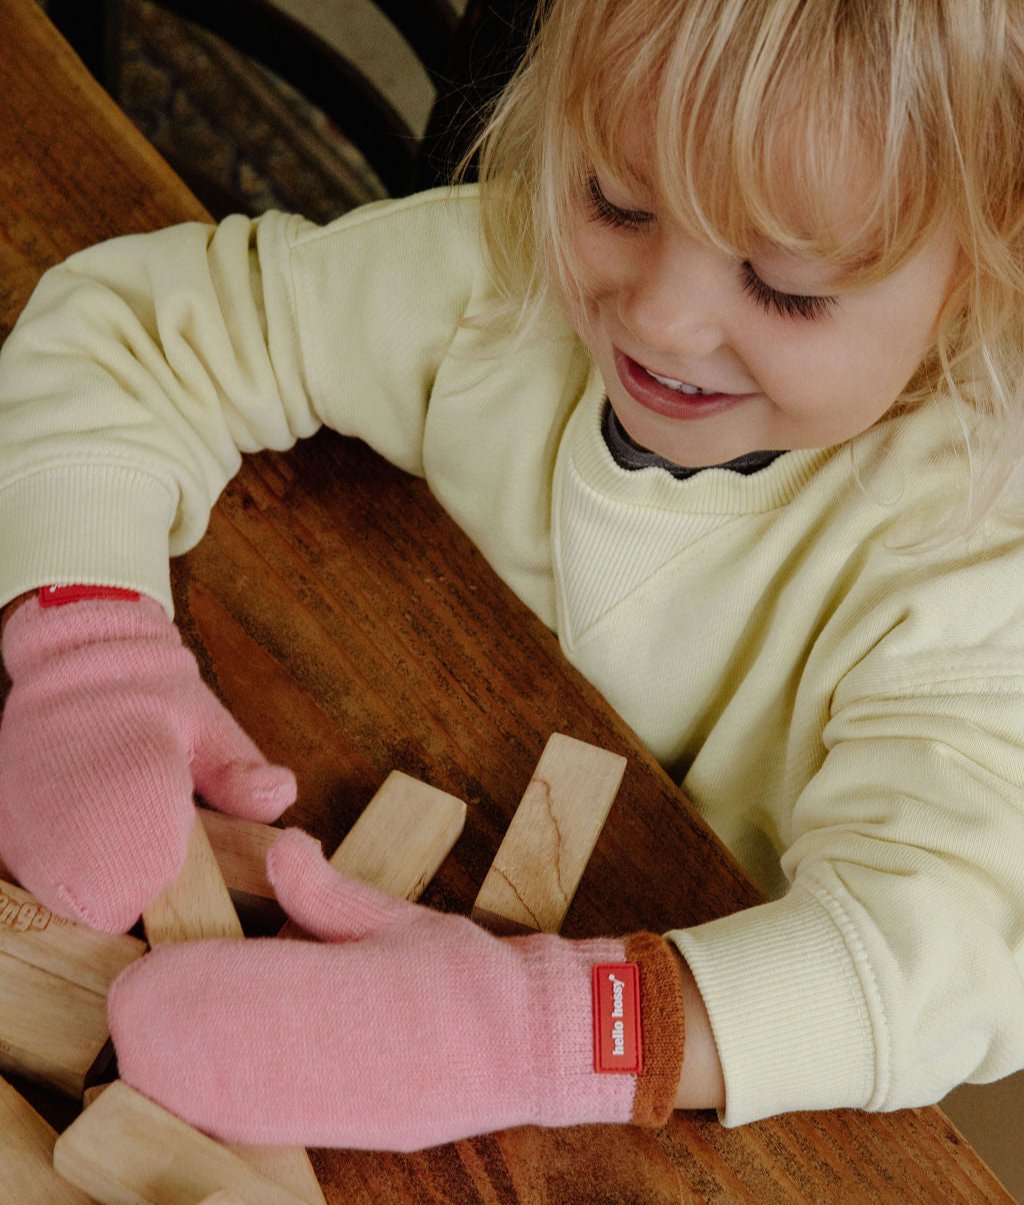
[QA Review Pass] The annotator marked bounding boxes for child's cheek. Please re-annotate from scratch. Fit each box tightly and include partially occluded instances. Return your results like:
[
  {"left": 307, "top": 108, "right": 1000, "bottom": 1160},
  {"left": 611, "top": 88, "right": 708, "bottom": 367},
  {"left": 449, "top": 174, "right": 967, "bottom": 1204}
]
[
  {"left": 567, "top": 220, "right": 619, "bottom": 298},
  {"left": 557, "top": 223, "right": 613, "bottom": 334}
]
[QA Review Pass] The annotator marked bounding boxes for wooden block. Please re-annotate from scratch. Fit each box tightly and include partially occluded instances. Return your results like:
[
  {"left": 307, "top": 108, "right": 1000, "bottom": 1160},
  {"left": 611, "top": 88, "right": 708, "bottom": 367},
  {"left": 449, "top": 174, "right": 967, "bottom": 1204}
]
[
  {"left": 82, "top": 1081, "right": 310, "bottom": 1204},
  {"left": 0, "top": 878, "right": 145, "bottom": 995},
  {"left": 0, "top": 878, "right": 144, "bottom": 1097},
  {"left": 471, "top": 734, "right": 626, "bottom": 935},
  {"left": 83, "top": 1082, "right": 109, "bottom": 1109},
  {"left": 219, "top": 1144, "right": 325, "bottom": 1203},
  {"left": 0, "top": 954, "right": 109, "bottom": 1098},
  {"left": 198, "top": 809, "right": 277, "bottom": 901},
  {"left": 197, "top": 810, "right": 287, "bottom": 931},
  {"left": 278, "top": 772, "right": 465, "bottom": 942},
  {"left": 201, "top": 772, "right": 467, "bottom": 910},
  {"left": 142, "top": 818, "right": 243, "bottom": 944},
  {"left": 0, "top": 1073, "right": 93, "bottom": 1204},
  {"left": 325, "top": 771, "right": 467, "bottom": 900},
  {"left": 53, "top": 1080, "right": 311, "bottom": 1205},
  {"left": 140, "top": 813, "right": 326, "bottom": 1204}
]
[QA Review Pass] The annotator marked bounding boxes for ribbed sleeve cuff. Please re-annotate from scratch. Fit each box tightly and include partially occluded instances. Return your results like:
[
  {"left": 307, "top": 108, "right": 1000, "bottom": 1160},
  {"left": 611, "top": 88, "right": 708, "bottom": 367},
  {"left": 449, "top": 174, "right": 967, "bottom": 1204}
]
[
  {"left": 625, "top": 932, "right": 687, "bottom": 1127},
  {"left": 668, "top": 884, "right": 877, "bottom": 1127},
  {"left": 0, "top": 465, "right": 177, "bottom": 617}
]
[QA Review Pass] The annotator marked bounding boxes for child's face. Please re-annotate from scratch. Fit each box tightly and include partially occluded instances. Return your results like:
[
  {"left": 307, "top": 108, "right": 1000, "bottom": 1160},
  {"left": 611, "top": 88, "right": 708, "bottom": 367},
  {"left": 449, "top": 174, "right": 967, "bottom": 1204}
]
[{"left": 569, "top": 169, "right": 960, "bottom": 466}]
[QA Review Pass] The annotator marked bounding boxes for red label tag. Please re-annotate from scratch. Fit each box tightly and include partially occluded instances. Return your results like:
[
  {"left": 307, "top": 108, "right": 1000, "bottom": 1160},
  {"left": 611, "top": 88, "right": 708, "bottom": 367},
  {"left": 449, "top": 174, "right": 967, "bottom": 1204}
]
[
  {"left": 592, "top": 962, "right": 642, "bottom": 1074},
  {"left": 38, "top": 585, "right": 141, "bottom": 608}
]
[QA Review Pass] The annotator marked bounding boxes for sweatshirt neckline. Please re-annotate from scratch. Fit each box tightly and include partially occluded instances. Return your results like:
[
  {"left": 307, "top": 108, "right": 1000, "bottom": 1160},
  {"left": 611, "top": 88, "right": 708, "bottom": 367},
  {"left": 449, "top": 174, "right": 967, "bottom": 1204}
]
[
  {"left": 602, "top": 401, "right": 785, "bottom": 479},
  {"left": 569, "top": 377, "right": 838, "bottom": 515}
]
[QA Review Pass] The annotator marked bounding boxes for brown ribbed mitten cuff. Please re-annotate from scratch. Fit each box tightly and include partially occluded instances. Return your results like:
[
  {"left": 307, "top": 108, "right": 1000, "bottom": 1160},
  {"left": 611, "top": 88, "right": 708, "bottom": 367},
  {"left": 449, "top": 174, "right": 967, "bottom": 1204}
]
[{"left": 624, "top": 932, "right": 686, "bottom": 1127}]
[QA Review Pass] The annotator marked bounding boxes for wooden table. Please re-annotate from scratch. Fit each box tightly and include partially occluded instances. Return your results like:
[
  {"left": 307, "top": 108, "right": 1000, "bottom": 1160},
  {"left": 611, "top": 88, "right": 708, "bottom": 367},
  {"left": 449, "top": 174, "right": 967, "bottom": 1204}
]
[{"left": 0, "top": 3, "right": 1013, "bottom": 1200}]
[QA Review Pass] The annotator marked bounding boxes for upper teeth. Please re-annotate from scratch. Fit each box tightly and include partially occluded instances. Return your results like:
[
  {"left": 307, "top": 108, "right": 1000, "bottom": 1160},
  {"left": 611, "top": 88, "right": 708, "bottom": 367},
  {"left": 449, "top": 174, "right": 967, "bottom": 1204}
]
[{"left": 650, "top": 371, "right": 708, "bottom": 395}]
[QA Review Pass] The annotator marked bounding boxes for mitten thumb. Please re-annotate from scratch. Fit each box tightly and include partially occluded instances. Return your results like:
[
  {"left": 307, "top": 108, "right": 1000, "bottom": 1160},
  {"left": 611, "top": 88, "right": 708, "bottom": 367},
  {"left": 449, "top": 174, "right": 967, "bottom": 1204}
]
[
  {"left": 267, "top": 828, "right": 421, "bottom": 942},
  {"left": 190, "top": 691, "right": 297, "bottom": 823}
]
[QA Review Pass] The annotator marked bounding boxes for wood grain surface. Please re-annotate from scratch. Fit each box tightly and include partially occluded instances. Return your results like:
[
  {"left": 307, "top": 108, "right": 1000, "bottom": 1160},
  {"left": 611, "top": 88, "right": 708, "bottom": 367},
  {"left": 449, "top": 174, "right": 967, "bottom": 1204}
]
[
  {"left": 0, "top": 1074, "right": 93, "bottom": 1205},
  {"left": 0, "top": 877, "right": 144, "bottom": 1097},
  {"left": 143, "top": 816, "right": 245, "bottom": 945},
  {"left": 471, "top": 733, "right": 626, "bottom": 935},
  {"left": 54, "top": 1081, "right": 313, "bottom": 1205},
  {"left": 0, "top": 3, "right": 1012, "bottom": 1201},
  {"left": 314, "top": 769, "right": 467, "bottom": 903}
]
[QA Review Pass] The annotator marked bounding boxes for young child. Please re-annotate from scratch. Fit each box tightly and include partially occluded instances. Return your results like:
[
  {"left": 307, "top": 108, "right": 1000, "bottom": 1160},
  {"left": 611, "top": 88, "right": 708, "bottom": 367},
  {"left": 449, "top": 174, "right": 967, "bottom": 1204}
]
[{"left": 1, "top": 0, "right": 1023, "bottom": 1145}]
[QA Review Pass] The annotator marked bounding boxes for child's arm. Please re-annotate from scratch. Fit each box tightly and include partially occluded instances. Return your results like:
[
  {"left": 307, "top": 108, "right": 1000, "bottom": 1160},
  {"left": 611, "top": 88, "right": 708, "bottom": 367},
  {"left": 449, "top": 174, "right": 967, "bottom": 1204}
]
[
  {"left": 0, "top": 190, "right": 487, "bottom": 617},
  {"left": 0, "top": 190, "right": 492, "bottom": 929},
  {"left": 670, "top": 623, "right": 1024, "bottom": 1126}
]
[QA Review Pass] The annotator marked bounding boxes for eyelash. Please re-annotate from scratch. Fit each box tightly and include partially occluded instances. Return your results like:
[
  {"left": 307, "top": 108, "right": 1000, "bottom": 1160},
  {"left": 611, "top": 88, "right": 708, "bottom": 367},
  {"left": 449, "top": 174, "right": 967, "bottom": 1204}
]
[
  {"left": 586, "top": 174, "right": 653, "bottom": 232},
  {"left": 739, "top": 263, "right": 837, "bottom": 322},
  {"left": 585, "top": 175, "right": 838, "bottom": 323}
]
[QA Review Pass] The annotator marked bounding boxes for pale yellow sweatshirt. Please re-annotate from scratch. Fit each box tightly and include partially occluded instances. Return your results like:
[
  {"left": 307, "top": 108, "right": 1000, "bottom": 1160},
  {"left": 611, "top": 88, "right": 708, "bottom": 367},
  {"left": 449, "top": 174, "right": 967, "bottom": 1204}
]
[{"left": 1, "top": 186, "right": 1023, "bottom": 1126}]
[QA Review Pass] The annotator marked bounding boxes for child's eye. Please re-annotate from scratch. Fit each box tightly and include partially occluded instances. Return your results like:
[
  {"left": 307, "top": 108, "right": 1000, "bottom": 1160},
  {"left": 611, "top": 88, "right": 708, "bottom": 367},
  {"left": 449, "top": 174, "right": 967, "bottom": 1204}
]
[
  {"left": 740, "top": 261, "right": 837, "bottom": 322},
  {"left": 586, "top": 175, "right": 654, "bottom": 232}
]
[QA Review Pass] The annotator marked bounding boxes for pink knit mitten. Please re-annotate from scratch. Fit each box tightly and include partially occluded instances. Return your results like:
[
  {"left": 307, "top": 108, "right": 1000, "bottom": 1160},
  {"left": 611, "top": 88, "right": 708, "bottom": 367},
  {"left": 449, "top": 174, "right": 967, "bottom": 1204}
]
[
  {"left": 0, "top": 592, "right": 296, "bottom": 932},
  {"left": 109, "top": 828, "right": 686, "bottom": 1150}
]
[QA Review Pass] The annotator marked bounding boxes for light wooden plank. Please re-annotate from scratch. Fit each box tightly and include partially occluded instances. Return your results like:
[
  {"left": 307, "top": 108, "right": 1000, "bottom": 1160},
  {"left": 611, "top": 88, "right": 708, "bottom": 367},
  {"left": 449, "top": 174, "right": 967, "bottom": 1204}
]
[
  {"left": 198, "top": 810, "right": 277, "bottom": 900},
  {"left": 277, "top": 772, "right": 466, "bottom": 942},
  {"left": 53, "top": 1081, "right": 309, "bottom": 1205},
  {"left": 0, "top": 878, "right": 144, "bottom": 1096},
  {"left": 201, "top": 772, "right": 467, "bottom": 908},
  {"left": 198, "top": 810, "right": 289, "bottom": 929},
  {"left": 219, "top": 1145, "right": 325, "bottom": 1202},
  {"left": 0, "top": 1073, "right": 94, "bottom": 1204},
  {"left": 82, "top": 1082, "right": 109, "bottom": 1110},
  {"left": 325, "top": 770, "right": 467, "bottom": 900},
  {"left": 471, "top": 733, "right": 626, "bottom": 935},
  {"left": 82, "top": 1091, "right": 326, "bottom": 1202},
  {"left": 0, "top": 877, "right": 145, "bottom": 995},
  {"left": 0, "top": 951, "right": 113, "bottom": 1098},
  {"left": 142, "top": 818, "right": 243, "bottom": 944}
]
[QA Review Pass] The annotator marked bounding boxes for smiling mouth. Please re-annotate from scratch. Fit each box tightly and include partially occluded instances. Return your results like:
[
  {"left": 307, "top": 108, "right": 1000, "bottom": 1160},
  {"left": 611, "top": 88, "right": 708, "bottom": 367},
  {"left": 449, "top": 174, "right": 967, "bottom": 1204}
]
[
  {"left": 613, "top": 349, "right": 750, "bottom": 419},
  {"left": 646, "top": 371, "right": 712, "bottom": 397}
]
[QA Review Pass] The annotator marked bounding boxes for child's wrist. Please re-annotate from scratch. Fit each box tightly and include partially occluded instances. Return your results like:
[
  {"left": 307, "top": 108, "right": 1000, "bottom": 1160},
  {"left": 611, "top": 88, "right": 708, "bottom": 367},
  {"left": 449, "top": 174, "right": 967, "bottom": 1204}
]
[{"left": 671, "top": 949, "right": 726, "bottom": 1111}]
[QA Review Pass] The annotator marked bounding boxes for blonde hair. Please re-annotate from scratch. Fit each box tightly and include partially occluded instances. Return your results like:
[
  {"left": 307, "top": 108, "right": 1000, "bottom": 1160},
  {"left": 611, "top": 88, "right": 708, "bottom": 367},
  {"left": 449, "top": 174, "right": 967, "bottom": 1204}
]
[{"left": 475, "top": 0, "right": 1024, "bottom": 532}]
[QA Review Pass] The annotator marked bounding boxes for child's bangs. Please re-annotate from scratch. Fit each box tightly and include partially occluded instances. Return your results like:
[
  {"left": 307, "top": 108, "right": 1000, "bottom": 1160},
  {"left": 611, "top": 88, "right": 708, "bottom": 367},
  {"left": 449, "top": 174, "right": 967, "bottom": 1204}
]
[{"left": 563, "top": 0, "right": 958, "bottom": 289}]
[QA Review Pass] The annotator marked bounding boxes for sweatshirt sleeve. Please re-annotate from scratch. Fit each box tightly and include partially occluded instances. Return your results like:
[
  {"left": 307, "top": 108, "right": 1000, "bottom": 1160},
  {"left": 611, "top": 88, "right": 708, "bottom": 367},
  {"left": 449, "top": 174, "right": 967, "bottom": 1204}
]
[
  {"left": 670, "top": 559, "right": 1024, "bottom": 1126},
  {"left": 0, "top": 187, "right": 485, "bottom": 615}
]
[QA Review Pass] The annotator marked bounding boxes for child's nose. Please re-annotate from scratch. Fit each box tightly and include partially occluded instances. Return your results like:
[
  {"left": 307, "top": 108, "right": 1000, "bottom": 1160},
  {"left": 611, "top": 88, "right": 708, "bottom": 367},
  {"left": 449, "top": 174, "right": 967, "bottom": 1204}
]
[{"left": 616, "top": 235, "right": 729, "bottom": 359}]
